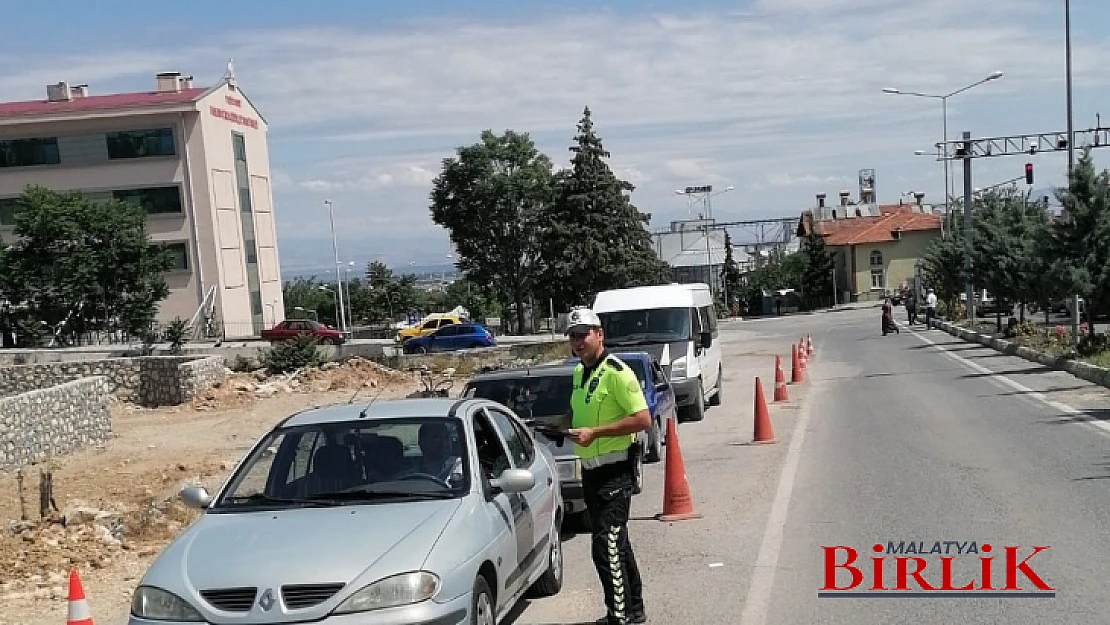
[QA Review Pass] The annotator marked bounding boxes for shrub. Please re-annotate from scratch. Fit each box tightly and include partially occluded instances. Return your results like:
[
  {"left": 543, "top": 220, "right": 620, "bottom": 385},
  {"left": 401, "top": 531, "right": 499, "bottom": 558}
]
[
  {"left": 163, "top": 317, "right": 189, "bottom": 355},
  {"left": 261, "top": 334, "right": 325, "bottom": 374},
  {"left": 1077, "top": 332, "right": 1110, "bottom": 357}
]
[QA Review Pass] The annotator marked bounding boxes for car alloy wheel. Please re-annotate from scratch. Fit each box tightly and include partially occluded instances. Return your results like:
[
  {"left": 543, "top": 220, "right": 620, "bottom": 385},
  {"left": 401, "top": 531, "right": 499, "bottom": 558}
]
[{"left": 473, "top": 577, "right": 495, "bottom": 625}]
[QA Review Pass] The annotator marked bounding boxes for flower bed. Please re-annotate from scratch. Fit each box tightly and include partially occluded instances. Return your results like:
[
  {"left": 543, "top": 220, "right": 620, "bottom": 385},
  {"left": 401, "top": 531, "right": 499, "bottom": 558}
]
[{"left": 932, "top": 318, "right": 1110, "bottom": 389}]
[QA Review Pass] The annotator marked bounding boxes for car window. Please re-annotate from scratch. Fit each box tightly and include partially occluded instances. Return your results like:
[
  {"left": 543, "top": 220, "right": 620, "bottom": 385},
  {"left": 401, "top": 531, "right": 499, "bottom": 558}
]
[
  {"left": 212, "top": 418, "right": 469, "bottom": 511},
  {"left": 483, "top": 407, "right": 532, "bottom": 468},
  {"left": 438, "top": 325, "right": 461, "bottom": 337},
  {"left": 473, "top": 410, "right": 513, "bottom": 480},
  {"left": 464, "top": 374, "right": 574, "bottom": 419}
]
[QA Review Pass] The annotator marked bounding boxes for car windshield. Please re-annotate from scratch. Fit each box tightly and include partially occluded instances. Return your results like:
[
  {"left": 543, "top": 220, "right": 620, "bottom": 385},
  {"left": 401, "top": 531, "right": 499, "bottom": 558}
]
[
  {"left": 210, "top": 417, "right": 469, "bottom": 511},
  {"left": 599, "top": 308, "right": 692, "bottom": 345},
  {"left": 464, "top": 374, "right": 574, "bottom": 421}
]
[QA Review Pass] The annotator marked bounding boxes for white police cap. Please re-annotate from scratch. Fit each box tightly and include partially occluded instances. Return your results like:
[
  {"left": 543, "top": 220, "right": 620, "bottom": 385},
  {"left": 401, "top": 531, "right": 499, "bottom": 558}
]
[{"left": 565, "top": 307, "right": 602, "bottom": 334}]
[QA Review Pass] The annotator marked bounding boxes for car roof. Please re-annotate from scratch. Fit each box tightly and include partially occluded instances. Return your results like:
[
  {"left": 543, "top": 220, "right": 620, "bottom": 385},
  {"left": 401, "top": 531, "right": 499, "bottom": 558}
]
[
  {"left": 466, "top": 362, "right": 577, "bottom": 382},
  {"left": 279, "top": 398, "right": 473, "bottom": 428}
]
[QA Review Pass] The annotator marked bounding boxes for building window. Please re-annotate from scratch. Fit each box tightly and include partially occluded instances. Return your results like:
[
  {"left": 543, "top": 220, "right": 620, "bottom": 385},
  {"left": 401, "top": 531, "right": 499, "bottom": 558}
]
[
  {"left": 0, "top": 137, "right": 60, "bottom": 168},
  {"left": 157, "top": 242, "right": 190, "bottom": 272},
  {"left": 106, "top": 128, "right": 176, "bottom": 159},
  {"left": 113, "top": 186, "right": 183, "bottom": 214},
  {"left": 871, "top": 269, "right": 885, "bottom": 290},
  {"left": 869, "top": 250, "right": 883, "bottom": 267},
  {"left": 0, "top": 198, "right": 19, "bottom": 226}
]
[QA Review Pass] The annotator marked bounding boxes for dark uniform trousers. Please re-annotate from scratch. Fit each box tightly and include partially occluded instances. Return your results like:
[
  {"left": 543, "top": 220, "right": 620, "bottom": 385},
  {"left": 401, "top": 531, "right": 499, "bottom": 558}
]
[{"left": 582, "top": 455, "right": 644, "bottom": 623}]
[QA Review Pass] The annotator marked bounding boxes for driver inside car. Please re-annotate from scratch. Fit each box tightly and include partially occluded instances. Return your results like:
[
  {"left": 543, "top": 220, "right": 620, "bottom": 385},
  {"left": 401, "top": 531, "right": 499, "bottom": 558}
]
[{"left": 411, "top": 422, "right": 464, "bottom": 485}]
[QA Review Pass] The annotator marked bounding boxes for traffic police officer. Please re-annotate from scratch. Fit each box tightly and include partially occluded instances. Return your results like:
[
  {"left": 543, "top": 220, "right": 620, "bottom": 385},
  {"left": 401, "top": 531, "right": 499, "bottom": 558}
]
[{"left": 565, "top": 307, "right": 651, "bottom": 625}]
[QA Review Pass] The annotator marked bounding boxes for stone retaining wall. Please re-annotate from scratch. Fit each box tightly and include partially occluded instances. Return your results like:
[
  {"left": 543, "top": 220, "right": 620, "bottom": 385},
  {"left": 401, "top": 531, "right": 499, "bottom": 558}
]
[
  {"left": 0, "top": 376, "right": 112, "bottom": 471},
  {"left": 0, "top": 355, "right": 226, "bottom": 407}
]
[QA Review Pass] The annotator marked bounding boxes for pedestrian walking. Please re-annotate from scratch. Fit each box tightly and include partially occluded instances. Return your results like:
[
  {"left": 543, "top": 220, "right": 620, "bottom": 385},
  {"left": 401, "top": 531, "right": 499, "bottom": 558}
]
[
  {"left": 881, "top": 298, "right": 900, "bottom": 335},
  {"left": 925, "top": 288, "right": 938, "bottom": 329},
  {"left": 564, "top": 307, "right": 651, "bottom": 625},
  {"left": 905, "top": 289, "right": 918, "bottom": 325}
]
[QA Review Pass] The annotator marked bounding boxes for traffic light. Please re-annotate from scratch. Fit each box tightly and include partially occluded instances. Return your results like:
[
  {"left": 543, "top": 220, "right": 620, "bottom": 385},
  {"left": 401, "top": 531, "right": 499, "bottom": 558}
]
[{"left": 1025, "top": 162, "right": 1034, "bottom": 185}]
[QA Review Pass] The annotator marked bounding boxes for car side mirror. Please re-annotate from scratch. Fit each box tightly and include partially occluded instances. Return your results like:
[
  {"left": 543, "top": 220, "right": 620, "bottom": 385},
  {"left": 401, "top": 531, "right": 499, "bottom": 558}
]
[
  {"left": 490, "top": 468, "right": 535, "bottom": 493},
  {"left": 700, "top": 332, "right": 713, "bottom": 348},
  {"left": 180, "top": 485, "right": 213, "bottom": 509}
]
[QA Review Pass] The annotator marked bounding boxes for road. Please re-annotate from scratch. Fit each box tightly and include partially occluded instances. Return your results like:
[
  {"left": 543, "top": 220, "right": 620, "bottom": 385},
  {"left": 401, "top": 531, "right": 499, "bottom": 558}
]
[{"left": 514, "top": 307, "right": 1110, "bottom": 624}]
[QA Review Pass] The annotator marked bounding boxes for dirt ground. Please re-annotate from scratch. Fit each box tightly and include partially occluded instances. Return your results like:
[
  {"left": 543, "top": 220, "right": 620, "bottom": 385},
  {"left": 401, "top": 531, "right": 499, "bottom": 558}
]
[{"left": 0, "top": 357, "right": 431, "bottom": 625}]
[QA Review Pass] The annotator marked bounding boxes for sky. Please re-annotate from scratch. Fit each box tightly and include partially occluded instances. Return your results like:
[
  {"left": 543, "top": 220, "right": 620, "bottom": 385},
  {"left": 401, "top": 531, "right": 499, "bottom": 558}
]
[{"left": 2, "top": 0, "right": 1109, "bottom": 276}]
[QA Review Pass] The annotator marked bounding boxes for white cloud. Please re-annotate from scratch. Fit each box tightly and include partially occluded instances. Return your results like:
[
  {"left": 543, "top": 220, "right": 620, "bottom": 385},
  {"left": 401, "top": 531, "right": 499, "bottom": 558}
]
[{"left": 2, "top": 1, "right": 1108, "bottom": 266}]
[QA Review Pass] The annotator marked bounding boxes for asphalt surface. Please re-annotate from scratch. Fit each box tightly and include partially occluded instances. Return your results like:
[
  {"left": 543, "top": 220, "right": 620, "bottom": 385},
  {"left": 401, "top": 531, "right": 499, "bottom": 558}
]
[{"left": 516, "top": 308, "right": 1110, "bottom": 624}]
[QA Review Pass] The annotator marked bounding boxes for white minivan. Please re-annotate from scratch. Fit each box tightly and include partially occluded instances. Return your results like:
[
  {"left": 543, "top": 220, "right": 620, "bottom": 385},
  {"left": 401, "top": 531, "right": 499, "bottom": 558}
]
[{"left": 592, "top": 283, "right": 722, "bottom": 422}]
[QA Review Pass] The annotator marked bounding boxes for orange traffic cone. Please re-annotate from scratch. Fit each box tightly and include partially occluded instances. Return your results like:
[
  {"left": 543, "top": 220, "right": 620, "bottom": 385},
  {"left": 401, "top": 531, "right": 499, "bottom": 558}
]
[
  {"left": 807, "top": 333, "right": 814, "bottom": 356},
  {"left": 791, "top": 344, "right": 804, "bottom": 384},
  {"left": 67, "top": 569, "right": 94, "bottom": 625},
  {"left": 656, "top": 417, "right": 702, "bottom": 522},
  {"left": 799, "top": 339, "right": 808, "bottom": 369},
  {"left": 752, "top": 377, "right": 776, "bottom": 444},
  {"left": 773, "top": 356, "right": 789, "bottom": 402}
]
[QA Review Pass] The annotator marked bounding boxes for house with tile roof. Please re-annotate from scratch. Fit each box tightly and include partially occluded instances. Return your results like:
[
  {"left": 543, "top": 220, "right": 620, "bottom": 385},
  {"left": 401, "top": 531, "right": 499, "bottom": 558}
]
[
  {"left": 0, "top": 67, "right": 282, "bottom": 339},
  {"left": 797, "top": 193, "right": 943, "bottom": 303}
]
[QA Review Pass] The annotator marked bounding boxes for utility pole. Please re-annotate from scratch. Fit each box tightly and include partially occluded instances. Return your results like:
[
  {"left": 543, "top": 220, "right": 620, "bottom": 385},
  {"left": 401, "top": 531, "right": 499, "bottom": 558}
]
[
  {"left": 1065, "top": 0, "right": 1075, "bottom": 179},
  {"left": 324, "top": 199, "right": 348, "bottom": 335},
  {"left": 962, "top": 131, "right": 976, "bottom": 327}
]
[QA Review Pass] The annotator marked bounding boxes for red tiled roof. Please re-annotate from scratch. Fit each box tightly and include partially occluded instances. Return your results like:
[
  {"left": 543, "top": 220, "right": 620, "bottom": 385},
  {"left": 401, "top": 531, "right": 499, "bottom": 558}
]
[
  {"left": 801, "top": 203, "right": 942, "bottom": 246},
  {"left": 0, "top": 88, "right": 208, "bottom": 119}
]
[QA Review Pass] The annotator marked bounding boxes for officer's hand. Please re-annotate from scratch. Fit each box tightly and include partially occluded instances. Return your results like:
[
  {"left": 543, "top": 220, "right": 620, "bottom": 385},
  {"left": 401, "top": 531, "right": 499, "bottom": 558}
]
[{"left": 567, "top": 427, "right": 595, "bottom": 446}]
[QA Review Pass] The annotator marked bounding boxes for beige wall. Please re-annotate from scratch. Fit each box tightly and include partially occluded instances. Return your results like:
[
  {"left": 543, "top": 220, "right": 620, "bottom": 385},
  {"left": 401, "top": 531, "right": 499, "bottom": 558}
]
[
  {"left": 0, "top": 112, "right": 201, "bottom": 322},
  {"left": 831, "top": 230, "right": 940, "bottom": 302},
  {"left": 195, "top": 84, "right": 283, "bottom": 338}
]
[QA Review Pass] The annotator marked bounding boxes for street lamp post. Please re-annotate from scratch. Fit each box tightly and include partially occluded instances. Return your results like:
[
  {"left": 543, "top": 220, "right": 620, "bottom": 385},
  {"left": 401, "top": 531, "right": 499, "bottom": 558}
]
[
  {"left": 883, "top": 71, "right": 1004, "bottom": 207},
  {"left": 1065, "top": 0, "right": 1075, "bottom": 179},
  {"left": 324, "top": 199, "right": 348, "bottom": 336},
  {"left": 343, "top": 261, "right": 356, "bottom": 332}
]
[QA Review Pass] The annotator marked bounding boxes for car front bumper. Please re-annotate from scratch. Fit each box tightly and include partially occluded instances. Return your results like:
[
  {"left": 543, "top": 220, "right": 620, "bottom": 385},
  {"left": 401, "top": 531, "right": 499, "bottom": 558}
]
[{"left": 127, "top": 591, "right": 471, "bottom": 625}]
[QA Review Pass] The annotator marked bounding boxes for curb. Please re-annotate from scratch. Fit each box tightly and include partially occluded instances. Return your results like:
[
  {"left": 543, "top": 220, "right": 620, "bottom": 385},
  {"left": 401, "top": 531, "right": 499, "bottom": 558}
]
[{"left": 930, "top": 320, "right": 1110, "bottom": 390}]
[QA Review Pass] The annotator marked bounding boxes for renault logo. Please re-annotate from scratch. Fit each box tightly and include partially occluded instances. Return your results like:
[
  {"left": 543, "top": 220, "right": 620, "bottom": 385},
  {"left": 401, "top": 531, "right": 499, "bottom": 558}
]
[{"left": 258, "top": 588, "right": 276, "bottom": 611}]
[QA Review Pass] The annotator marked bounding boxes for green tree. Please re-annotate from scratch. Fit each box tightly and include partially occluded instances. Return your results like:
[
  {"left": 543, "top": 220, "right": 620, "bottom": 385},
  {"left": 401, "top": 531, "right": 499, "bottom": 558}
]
[
  {"left": 799, "top": 232, "right": 835, "bottom": 309},
  {"left": 282, "top": 277, "right": 338, "bottom": 326},
  {"left": 364, "top": 261, "right": 419, "bottom": 323},
  {"left": 0, "top": 186, "right": 173, "bottom": 343},
  {"left": 922, "top": 222, "right": 966, "bottom": 315},
  {"left": 535, "top": 107, "right": 671, "bottom": 312},
  {"left": 1046, "top": 147, "right": 1110, "bottom": 337},
  {"left": 430, "top": 130, "right": 554, "bottom": 333},
  {"left": 721, "top": 230, "right": 743, "bottom": 307}
]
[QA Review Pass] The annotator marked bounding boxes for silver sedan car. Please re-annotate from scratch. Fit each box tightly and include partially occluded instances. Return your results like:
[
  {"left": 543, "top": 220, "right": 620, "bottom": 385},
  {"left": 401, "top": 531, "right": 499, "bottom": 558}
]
[{"left": 127, "top": 398, "right": 564, "bottom": 625}]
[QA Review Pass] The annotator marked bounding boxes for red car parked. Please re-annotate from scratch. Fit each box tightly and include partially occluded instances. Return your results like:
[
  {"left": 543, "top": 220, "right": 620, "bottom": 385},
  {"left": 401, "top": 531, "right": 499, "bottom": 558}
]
[{"left": 260, "top": 319, "right": 344, "bottom": 344}]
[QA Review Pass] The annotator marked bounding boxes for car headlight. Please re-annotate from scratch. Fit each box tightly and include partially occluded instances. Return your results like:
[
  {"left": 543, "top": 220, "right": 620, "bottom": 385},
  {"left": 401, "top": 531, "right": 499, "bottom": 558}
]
[
  {"left": 131, "top": 586, "right": 203, "bottom": 621},
  {"left": 670, "top": 356, "right": 688, "bottom": 380},
  {"left": 557, "top": 459, "right": 580, "bottom": 481},
  {"left": 334, "top": 572, "right": 440, "bottom": 614}
]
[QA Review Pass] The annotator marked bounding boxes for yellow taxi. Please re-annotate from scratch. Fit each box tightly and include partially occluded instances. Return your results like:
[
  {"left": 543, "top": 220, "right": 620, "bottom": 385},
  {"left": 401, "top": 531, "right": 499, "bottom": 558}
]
[{"left": 395, "top": 313, "right": 465, "bottom": 343}]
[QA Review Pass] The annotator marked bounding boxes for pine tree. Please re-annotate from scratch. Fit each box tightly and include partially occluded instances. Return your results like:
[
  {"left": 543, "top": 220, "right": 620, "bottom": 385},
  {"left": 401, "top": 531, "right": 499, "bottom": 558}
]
[
  {"left": 1047, "top": 147, "right": 1110, "bottom": 336},
  {"left": 721, "top": 230, "right": 743, "bottom": 307},
  {"left": 536, "top": 107, "right": 670, "bottom": 311},
  {"left": 799, "top": 232, "right": 835, "bottom": 309}
]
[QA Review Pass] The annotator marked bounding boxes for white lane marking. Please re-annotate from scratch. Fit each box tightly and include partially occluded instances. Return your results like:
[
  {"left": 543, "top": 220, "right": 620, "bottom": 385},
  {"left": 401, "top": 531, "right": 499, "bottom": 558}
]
[
  {"left": 738, "top": 355, "right": 818, "bottom": 625},
  {"left": 906, "top": 323, "right": 1110, "bottom": 438}
]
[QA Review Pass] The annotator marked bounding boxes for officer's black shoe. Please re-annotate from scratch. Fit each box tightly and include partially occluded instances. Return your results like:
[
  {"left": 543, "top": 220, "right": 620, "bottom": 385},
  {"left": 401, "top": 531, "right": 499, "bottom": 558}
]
[{"left": 595, "top": 611, "right": 646, "bottom": 625}]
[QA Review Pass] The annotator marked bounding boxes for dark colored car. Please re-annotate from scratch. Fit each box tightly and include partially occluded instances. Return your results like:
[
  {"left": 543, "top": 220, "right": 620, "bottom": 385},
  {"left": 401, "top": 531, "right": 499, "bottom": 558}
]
[
  {"left": 402, "top": 322, "right": 496, "bottom": 354},
  {"left": 460, "top": 361, "right": 649, "bottom": 525},
  {"left": 260, "top": 319, "right": 344, "bottom": 344},
  {"left": 566, "top": 351, "right": 677, "bottom": 463}
]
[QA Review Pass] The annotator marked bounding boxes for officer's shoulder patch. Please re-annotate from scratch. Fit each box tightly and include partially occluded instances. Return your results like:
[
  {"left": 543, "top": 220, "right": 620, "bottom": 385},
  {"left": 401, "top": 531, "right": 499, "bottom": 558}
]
[{"left": 604, "top": 356, "right": 625, "bottom": 371}]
